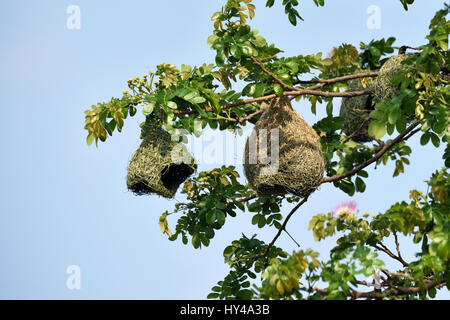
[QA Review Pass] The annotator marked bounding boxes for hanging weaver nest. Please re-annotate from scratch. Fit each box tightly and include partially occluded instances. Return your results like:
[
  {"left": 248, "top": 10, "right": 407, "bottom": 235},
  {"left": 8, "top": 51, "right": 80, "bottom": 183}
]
[
  {"left": 374, "top": 54, "right": 409, "bottom": 104},
  {"left": 374, "top": 54, "right": 419, "bottom": 124},
  {"left": 339, "top": 78, "right": 374, "bottom": 142},
  {"left": 243, "top": 97, "right": 325, "bottom": 198},
  {"left": 127, "top": 119, "right": 196, "bottom": 198}
]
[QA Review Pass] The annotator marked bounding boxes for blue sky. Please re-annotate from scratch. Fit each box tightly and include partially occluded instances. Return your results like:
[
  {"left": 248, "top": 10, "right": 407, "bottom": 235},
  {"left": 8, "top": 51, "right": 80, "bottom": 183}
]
[{"left": 0, "top": 0, "right": 448, "bottom": 299}]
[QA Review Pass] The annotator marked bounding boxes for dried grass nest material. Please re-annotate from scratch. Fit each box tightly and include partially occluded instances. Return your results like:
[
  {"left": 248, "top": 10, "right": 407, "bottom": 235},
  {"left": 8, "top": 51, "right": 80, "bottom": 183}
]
[
  {"left": 374, "top": 54, "right": 409, "bottom": 104},
  {"left": 339, "top": 78, "right": 374, "bottom": 142},
  {"left": 243, "top": 97, "right": 325, "bottom": 198},
  {"left": 127, "top": 120, "right": 196, "bottom": 198}
]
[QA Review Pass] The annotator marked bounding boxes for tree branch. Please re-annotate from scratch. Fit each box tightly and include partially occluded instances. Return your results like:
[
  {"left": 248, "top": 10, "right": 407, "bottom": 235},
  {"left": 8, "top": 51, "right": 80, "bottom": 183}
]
[
  {"left": 305, "top": 72, "right": 378, "bottom": 90},
  {"left": 263, "top": 196, "right": 309, "bottom": 257},
  {"left": 314, "top": 279, "right": 446, "bottom": 300},
  {"left": 393, "top": 232, "right": 405, "bottom": 265},
  {"left": 261, "top": 121, "right": 420, "bottom": 260},
  {"left": 372, "top": 242, "right": 409, "bottom": 267},
  {"left": 321, "top": 120, "right": 420, "bottom": 184},
  {"left": 261, "top": 121, "right": 421, "bottom": 258},
  {"left": 340, "top": 117, "right": 372, "bottom": 145},
  {"left": 172, "top": 71, "right": 376, "bottom": 117},
  {"left": 251, "top": 56, "right": 299, "bottom": 92}
]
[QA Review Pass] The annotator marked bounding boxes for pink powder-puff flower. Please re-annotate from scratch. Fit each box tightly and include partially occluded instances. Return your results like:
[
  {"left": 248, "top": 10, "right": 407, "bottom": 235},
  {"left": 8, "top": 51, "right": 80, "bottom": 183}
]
[{"left": 332, "top": 201, "right": 357, "bottom": 219}]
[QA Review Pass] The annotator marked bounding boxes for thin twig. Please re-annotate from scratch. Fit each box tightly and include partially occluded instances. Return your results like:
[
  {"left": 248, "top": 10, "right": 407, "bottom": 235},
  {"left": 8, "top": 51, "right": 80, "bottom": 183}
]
[
  {"left": 172, "top": 71, "right": 377, "bottom": 117},
  {"left": 251, "top": 56, "right": 300, "bottom": 91},
  {"left": 393, "top": 232, "right": 405, "bottom": 263},
  {"left": 403, "top": 127, "right": 421, "bottom": 141},
  {"left": 373, "top": 242, "right": 409, "bottom": 267},
  {"left": 263, "top": 121, "right": 421, "bottom": 258},
  {"left": 340, "top": 117, "right": 371, "bottom": 144},
  {"left": 284, "top": 228, "right": 301, "bottom": 248},
  {"left": 352, "top": 108, "right": 372, "bottom": 113},
  {"left": 321, "top": 121, "right": 420, "bottom": 184},
  {"left": 259, "top": 55, "right": 278, "bottom": 62},
  {"left": 315, "top": 280, "right": 446, "bottom": 300},
  {"left": 263, "top": 196, "right": 309, "bottom": 256},
  {"left": 305, "top": 72, "right": 378, "bottom": 90},
  {"left": 383, "top": 269, "right": 414, "bottom": 281},
  {"left": 229, "top": 109, "right": 263, "bottom": 123}
]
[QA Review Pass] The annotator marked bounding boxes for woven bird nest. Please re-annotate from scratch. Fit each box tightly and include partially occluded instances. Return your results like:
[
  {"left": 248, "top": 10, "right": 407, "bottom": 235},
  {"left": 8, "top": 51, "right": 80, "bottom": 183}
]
[
  {"left": 243, "top": 97, "right": 325, "bottom": 198},
  {"left": 374, "top": 54, "right": 409, "bottom": 104},
  {"left": 339, "top": 79, "right": 374, "bottom": 142},
  {"left": 127, "top": 119, "right": 196, "bottom": 198},
  {"left": 374, "top": 54, "right": 418, "bottom": 123}
]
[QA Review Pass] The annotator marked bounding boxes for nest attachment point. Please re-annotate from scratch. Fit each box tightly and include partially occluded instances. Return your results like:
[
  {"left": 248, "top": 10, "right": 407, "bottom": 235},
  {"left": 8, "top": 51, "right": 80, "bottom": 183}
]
[
  {"left": 243, "top": 97, "right": 325, "bottom": 198},
  {"left": 127, "top": 119, "right": 196, "bottom": 198}
]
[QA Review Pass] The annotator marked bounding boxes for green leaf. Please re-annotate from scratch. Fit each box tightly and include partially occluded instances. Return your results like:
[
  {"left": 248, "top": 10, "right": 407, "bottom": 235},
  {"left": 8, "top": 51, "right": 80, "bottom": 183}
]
[
  {"left": 200, "top": 234, "right": 210, "bottom": 247},
  {"left": 143, "top": 102, "right": 155, "bottom": 116},
  {"left": 430, "top": 133, "right": 440, "bottom": 147},
  {"left": 326, "top": 101, "right": 333, "bottom": 117},
  {"left": 223, "top": 246, "right": 234, "bottom": 256},
  {"left": 241, "top": 44, "right": 253, "bottom": 57},
  {"left": 388, "top": 106, "right": 401, "bottom": 125},
  {"left": 206, "top": 210, "right": 217, "bottom": 225},
  {"left": 386, "top": 122, "right": 395, "bottom": 135},
  {"left": 167, "top": 101, "right": 177, "bottom": 109},
  {"left": 248, "top": 202, "right": 261, "bottom": 212},
  {"left": 254, "top": 84, "right": 265, "bottom": 98},
  {"left": 215, "top": 50, "right": 225, "bottom": 66},
  {"left": 207, "top": 293, "right": 219, "bottom": 299},
  {"left": 369, "top": 109, "right": 385, "bottom": 120},
  {"left": 355, "top": 177, "right": 366, "bottom": 193},
  {"left": 192, "top": 234, "right": 201, "bottom": 249},
  {"left": 216, "top": 210, "right": 226, "bottom": 226},
  {"left": 368, "top": 120, "right": 386, "bottom": 139},
  {"left": 211, "top": 12, "right": 221, "bottom": 21},
  {"left": 207, "top": 35, "right": 219, "bottom": 46},
  {"left": 236, "top": 289, "right": 253, "bottom": 300},
  {"left": 363, "top": 266, "right": 375, "bottom": 277},
  {"left": 396, "top": 116, "right": 407, "bottom": 133},
  {"left": 266, "top": 0, "right": 275, "bottom": 7},
  {"left": 433, "top": 120, "right": 446, "bottom": 134},
  {"left": 288, "top": 12, "right": 297, "bottom": 26},
  {"left": 234, "top": 200, "right": 245, "bottom": 211},
  {"left": 357, "top": 170, "right": 369, "bottom": 178},
  {"left": 420, "top": 132, "right": 430, "bottom": 145},
  {"left": 189, "top": 96, "right": 207, "bottom": 104},
  {"left": 428, "top": 287, "right": 436, "bottom": 299},
  {"left": 285, "top": 60, "right": 299, "bottom": 73},
  {"left": 372, "top": 259, "right": 385, "bottom": 268},
  {"left": 257, "top": 216, "right": 266, "bottom": 228},
  {"left": 274, "top": 83, "right": 284, "bottom": 97},
  {"left": 183, "top": 91, "right": 198, "bottom": 101},
  {"left": 86, "top": 133, "right": 95, "bottom": 146},
  {"left": 230, "top": 44, "right": 242, "bottom": 59},
  {"left": 251, "top": 36, "right": 267, "bottom": 48},
  {"left": 327, "top": 290, "right": 346, "bottom": 300},
  {"left": 216, "top": 202, "right": 226, "bottom": 210},
  {"left": 251, "top": 214, "right": 260, "bottom": 225},
  {"left": 205, "top": 227, "right": 215, "bottom": 239}
]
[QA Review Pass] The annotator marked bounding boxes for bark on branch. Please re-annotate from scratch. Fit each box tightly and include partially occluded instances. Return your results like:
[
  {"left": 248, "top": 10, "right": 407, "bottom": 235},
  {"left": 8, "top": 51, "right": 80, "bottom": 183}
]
[
  {"left": 321, "top": 120, "right": 420, "bottom": 184},
  {"left": 263, "top": 197, "right": 309, "bottom": 257},
  {"left": 263, "top": 120, "right": 421, "bottom": 258}
]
